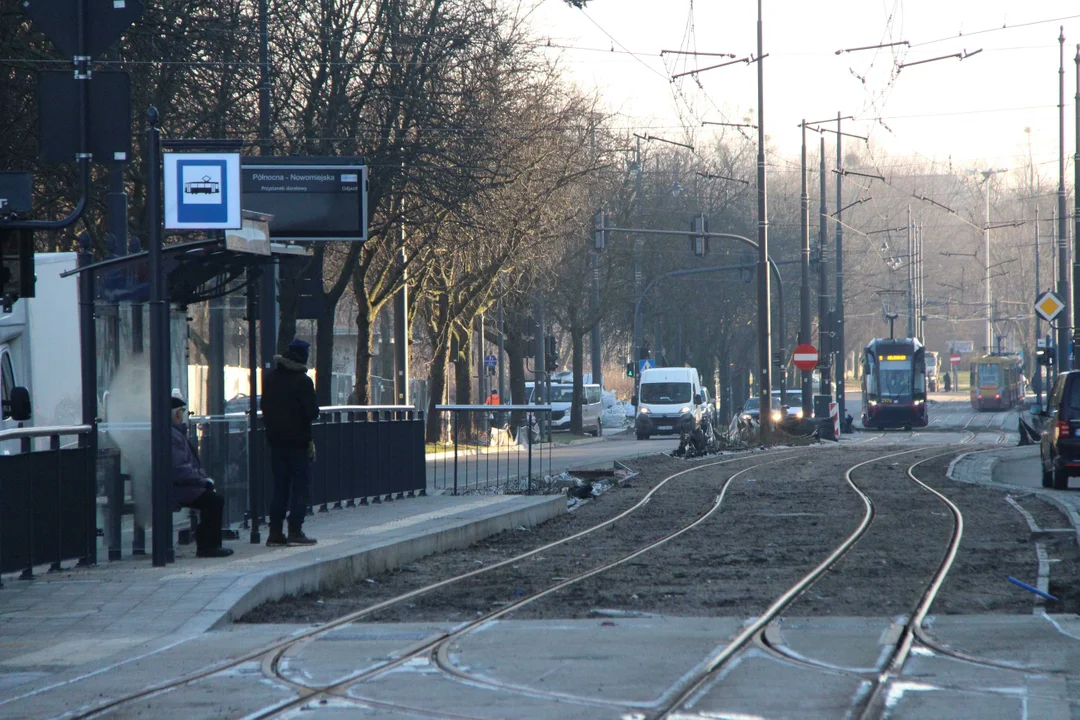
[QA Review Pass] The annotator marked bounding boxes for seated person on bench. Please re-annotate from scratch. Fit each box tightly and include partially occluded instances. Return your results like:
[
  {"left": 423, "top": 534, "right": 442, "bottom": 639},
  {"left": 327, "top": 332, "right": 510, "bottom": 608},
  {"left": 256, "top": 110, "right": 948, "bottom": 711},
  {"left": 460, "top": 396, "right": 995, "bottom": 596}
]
[{"left": 171, "top": 396, "right": 233, "bottom": 558}]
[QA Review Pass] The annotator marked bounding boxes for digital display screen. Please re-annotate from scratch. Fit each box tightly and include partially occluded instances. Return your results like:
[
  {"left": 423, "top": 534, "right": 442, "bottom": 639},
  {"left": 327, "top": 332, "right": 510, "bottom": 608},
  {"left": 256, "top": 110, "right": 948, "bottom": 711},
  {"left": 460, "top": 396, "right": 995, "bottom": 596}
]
[{"left": 885, "top": 354, "right": 908, "bottom": 361}]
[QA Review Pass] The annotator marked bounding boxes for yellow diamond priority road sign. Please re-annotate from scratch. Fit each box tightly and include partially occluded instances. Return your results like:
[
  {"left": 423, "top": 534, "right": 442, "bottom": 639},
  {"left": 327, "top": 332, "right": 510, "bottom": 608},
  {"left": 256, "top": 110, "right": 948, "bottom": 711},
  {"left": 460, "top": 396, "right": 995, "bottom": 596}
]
[{"left": 1035, "top": 291, "right": 1066, "bottom": 322}]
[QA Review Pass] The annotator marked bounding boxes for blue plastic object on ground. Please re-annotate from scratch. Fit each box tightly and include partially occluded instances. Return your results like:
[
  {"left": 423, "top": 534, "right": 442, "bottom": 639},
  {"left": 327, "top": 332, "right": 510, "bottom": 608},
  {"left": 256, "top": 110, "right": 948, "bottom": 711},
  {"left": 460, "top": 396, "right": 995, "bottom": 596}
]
[{"left": 1007, "top": 576, "right": 1059, "bottom": 601}]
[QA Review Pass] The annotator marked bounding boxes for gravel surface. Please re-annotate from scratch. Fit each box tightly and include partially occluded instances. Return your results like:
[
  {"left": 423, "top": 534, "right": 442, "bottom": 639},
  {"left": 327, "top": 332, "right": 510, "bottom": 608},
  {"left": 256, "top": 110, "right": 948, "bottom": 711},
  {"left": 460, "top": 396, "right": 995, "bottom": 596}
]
[{"left": 243, "top": 444, "right": 1080, "bottom": 625}]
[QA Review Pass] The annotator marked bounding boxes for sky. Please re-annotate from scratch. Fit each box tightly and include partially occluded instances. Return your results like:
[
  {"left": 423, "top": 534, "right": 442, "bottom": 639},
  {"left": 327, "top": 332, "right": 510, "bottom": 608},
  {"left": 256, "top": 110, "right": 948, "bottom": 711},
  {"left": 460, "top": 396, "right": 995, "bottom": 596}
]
[{"left": 526, "top": 0, "right": 1080, "bottom": 182}]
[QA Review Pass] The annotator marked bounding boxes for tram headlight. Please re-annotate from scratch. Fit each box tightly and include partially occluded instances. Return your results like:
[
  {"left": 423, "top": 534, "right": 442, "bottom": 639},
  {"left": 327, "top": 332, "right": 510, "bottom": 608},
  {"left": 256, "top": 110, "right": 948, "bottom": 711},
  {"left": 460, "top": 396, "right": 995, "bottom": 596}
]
[
  {"left": 795, "top": 409, "right": 804, "bottom": 418},
  {"left": 770, "top": 410, "right": 783, "bottom": 422},
  {"left": 868, "top": 400, "right": 878, "bottom": 407}
]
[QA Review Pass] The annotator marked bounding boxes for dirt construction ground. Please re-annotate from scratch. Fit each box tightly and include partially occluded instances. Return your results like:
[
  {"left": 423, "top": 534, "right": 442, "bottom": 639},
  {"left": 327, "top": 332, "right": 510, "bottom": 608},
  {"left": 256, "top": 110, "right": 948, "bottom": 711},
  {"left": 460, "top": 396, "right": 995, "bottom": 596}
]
[{"left": 243, "top": 445, "right": 1080, "bottom": 625}]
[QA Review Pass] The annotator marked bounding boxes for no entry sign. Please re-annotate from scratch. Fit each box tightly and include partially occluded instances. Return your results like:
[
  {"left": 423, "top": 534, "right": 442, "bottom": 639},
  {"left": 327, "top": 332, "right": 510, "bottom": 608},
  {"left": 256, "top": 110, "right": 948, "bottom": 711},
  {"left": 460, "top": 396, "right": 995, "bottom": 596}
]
[
  {"left": 793, "top": 344, "right": 819, "bottom": 371},
  {"left": 950, "top": 352, "right": 961, "bottom": 366}
]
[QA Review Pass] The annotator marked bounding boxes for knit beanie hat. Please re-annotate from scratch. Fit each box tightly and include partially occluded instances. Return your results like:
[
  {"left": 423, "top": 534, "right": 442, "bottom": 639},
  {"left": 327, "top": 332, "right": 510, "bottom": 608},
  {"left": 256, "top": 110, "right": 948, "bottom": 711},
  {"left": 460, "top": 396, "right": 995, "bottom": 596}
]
[{"left": 286, "top": 338, "right": 310, "bottom": 364}]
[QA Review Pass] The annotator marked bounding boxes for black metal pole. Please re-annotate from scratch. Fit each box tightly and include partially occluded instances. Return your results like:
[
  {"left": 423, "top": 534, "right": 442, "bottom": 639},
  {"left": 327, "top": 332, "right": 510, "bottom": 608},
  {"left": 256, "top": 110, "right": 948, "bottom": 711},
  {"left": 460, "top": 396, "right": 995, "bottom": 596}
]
[
  {"left": 591, "top": 250, "right": 602, "bottom": 390},
  {"left": 1073, "top": 42, "right": 1080, "bottom": 369},
  {"left": 77, "top": 238, "right": 98, "bottom": 566},
  {"left": 247, "top": 267, "right": 261, "bottom": 543},
  {"left": 818, "top": 134, "right": 831, "bottom": 404},
  {"left": 1059, "top": 28, "right": 1071, "bottom": 372},
  {"left": 394, "top": 247, "right": 409, "bottom": 404},
  {"left": 258, "top": 0, "right": 277, "bottom": 369},
  {"left": 799, "top": 121, "right": 812, "bottom": 418},
  {"left": 755, "top": 0, "right": 773, "bottom": 443},
  {"left": 146, "top": 107, "right": 172, "bottom": 567},
  {"left": 208, "top": 275, "right": 226, "bottom": 521},
  {"left": 1036, "top": 205, "right": 1043, "bottom": 403},
  {"left": 835, "top": 112, "right": 847, "bottom": 426}
]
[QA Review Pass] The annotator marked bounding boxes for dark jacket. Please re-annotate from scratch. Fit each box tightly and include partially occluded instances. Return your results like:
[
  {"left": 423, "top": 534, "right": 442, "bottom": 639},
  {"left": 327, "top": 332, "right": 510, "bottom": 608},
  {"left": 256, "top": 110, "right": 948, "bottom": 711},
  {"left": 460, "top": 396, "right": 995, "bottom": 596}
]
[
  {"left": 171, "top": 424, "right": 210, "bottom": 507},
  {"left": 261, "top": 354, "right": 319, "bottom": 448}
]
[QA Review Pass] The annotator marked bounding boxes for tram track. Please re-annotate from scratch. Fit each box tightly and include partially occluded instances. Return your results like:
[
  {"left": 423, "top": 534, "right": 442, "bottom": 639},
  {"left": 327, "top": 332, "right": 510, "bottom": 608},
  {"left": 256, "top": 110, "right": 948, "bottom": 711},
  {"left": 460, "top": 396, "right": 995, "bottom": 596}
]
[
  {"left": 72, "top": 446, "right": 808, "bottom": 720},
  {"left": 73, "top": 433, "right": 1040, "bottom": 719}
]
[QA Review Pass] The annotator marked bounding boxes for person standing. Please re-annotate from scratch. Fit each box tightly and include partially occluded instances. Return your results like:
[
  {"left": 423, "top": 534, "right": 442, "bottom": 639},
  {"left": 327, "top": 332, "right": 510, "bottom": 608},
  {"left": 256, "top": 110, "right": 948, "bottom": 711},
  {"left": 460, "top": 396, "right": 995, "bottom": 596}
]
[
  {"left": 261, "top": 338, "right": 320, "bottom": 546},
  {"left": 170, "top": 396, "right": 233, "bottom": 558}
]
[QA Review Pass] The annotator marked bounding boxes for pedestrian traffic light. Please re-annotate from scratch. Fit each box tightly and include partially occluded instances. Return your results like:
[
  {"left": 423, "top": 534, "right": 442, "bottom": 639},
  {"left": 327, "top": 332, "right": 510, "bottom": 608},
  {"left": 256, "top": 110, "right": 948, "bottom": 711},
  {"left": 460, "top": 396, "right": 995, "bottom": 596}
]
[
  {"left": 1036, "top": 346, "right": 1053, "bottom": 367},
  {"left": 626, "top": 361, "right": 635, "bottom": 378}
]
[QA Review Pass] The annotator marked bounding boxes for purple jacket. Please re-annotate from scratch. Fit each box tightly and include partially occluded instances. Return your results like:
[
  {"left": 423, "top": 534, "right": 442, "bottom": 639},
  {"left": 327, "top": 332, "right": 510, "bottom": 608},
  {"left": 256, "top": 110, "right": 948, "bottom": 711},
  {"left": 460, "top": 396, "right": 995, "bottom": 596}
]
[{"left": 171, "top": 424, "right": 210, "bottom": 507}]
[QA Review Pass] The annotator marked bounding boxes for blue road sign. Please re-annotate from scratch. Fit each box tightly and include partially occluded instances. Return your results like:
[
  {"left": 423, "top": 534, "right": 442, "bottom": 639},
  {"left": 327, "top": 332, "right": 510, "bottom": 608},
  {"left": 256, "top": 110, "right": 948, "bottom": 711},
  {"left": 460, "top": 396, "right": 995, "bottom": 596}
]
[
  {"left": 164, "top": 152, "right": 241, "bottom": 230},
  {"left": 484, "top": 354, "right": 497, "bottom": 369},
  {"left": 638, "top": 359, "right": 655, "bottom": 374}
]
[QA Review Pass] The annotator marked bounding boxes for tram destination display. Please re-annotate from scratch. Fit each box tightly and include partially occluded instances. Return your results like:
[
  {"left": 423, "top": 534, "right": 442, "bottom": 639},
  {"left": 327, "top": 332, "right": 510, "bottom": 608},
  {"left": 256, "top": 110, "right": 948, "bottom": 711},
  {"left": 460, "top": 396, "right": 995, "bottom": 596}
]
[{"left": 240, "top": 157, "right": 368, "bottom": 242}]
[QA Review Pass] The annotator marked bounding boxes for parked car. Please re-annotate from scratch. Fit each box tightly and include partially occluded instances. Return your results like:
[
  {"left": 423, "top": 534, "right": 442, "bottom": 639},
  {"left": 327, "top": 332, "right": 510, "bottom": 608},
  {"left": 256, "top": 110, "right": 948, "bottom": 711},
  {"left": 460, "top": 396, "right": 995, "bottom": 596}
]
[
  {"left": 740, "top": 391, "right": 805, "bottom": 424},
  {"left": 224, "top": 394, "right": 260, "bottom": 415},
  {"left": 525, "top": 382, "right": 604, "bottom": 436},
  {"left": 1038, "top": 370, "right": 1080, "bottom": 489}
]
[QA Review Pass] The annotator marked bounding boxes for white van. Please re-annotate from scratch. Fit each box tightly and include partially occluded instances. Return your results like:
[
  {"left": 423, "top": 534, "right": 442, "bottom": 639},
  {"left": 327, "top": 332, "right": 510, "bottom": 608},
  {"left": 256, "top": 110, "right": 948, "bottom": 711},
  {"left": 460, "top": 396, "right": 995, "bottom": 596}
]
[
  {"left": 634, "top": 367, "right": 709, "bottom": 440},
  {"left": 526, "top": 382, "right": 604, "bottom": 436}
]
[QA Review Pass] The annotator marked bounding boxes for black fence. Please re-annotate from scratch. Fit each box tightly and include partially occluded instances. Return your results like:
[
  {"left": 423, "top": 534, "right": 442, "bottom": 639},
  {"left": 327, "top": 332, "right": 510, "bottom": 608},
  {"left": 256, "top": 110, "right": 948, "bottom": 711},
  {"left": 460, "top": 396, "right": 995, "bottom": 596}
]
[
  {"left": 0, "top": 425, "right": 95, "bottom": 582},
  {"left": 430, "top": 404, "right": 552, "bottom": 495},
  {"left": 248, "top": 406, "right": 426, "bottom": 519}
]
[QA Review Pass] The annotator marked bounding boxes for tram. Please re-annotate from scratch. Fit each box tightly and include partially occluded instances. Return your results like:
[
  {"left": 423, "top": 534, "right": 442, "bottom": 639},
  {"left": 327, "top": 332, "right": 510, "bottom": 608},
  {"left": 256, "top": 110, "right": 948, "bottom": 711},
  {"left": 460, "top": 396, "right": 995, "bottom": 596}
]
[
  {"left": 969, "top": 354, "right": 1022, "bottom": 411},
  {"left": 860, "top": 338, "right": 929, "bottom": 429}
]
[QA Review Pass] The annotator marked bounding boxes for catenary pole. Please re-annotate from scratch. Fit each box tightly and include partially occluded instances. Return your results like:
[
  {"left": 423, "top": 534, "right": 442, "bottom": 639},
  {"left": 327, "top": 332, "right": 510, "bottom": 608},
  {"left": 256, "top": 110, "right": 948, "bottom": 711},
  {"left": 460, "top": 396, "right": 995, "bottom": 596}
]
[
  {"left": 755, "top": 0, "right": 773, "bottom": 443},
  {"left": 818, "top": 134, "right": 831, "bottom": 403},
  {"left": 799, "top": 121, "right": 812, "bottom": 418},
  {"left": 1059, "top": 28, "right": 1071, "bottom": 372},
  {"left": 907, "top": 206, "right": 914, "bottom": 338},
  {"left": 1036, "top": 204, "right": 1042, "bottom": 402},
  {"left": 835, "top": 112, "right": 846, "bottom": 426},
  {"left": 146, "top": 108, "right": 172, "bottom": 567},
  {"left": 1073, "top": 43, "right": 1080, "bottom": 368}
]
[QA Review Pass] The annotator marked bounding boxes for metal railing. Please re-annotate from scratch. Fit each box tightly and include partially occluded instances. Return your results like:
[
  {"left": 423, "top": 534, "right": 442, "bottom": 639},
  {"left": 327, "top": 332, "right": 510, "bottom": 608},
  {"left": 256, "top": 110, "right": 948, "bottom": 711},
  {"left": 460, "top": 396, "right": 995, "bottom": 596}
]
[
  {"left": 188, "top": 404, "right": 425, "bottom": 527},
  {"left": 431, "top": 404, "right": 552, "bottom": 495},
  {"left": 0, "top": 424, "right": 96, "bottom": 583}
]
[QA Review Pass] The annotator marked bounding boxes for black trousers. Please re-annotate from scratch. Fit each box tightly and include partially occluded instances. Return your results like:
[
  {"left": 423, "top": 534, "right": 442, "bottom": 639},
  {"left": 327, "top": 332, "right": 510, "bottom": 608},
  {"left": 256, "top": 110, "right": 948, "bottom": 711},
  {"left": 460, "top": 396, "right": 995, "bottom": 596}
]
[
  {"left": 270, "top": 445, "right": 311, "bottom": 532},
  {"left": 185, "top": 490, "right": 224, "bottom": 551}
]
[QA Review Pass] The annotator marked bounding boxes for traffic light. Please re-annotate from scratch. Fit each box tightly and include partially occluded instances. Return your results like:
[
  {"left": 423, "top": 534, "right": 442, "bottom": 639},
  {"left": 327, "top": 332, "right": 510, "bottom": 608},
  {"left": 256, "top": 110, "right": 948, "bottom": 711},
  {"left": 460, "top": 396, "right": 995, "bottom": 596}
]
[
  {"left": 545, "top": 335, "right": 559, "bottom": 372},
  {"left": 626, "top": 361, "right": 635, "bottom": 378},
  {"left": 1036, "top": 346, "right": 1053, "bottom": 367},
  {"left": 594, "top": 209, "right": 607, "bottom": 251},
  {"left": 689, "top": 213, "right": 709, "bottom": 257},
  {"left": 0, "top": 227, "right": 34, "bottom": 311}
]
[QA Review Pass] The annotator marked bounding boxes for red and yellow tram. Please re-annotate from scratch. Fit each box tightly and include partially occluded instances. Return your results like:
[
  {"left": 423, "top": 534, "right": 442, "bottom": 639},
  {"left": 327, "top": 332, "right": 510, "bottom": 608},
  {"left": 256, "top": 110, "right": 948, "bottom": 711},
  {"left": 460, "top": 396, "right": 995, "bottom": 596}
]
[{"left": 969, "top": 354, "right": 1022, "bottom": 411}]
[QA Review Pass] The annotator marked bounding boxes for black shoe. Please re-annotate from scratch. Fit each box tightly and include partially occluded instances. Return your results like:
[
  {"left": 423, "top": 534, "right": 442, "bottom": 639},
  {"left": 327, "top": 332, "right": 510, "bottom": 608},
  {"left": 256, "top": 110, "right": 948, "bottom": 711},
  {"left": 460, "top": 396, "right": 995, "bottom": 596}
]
[
  {"left": 196, "top": 547, "right": 234, "bottom": 558},
  {"left": 266, "top": 529, "right": 288, "bottom": 547},
  {"left": 286, "top": 530, "right": 317, "bottom": 546}
]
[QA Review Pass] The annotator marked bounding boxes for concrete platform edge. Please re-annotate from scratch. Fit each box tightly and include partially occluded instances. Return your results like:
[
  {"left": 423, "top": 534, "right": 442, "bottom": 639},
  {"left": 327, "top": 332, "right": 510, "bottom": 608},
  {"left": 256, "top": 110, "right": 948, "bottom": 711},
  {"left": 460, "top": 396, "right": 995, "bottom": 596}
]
[{"left": 211, "top": 494, "right": 565, "bottom": 629}]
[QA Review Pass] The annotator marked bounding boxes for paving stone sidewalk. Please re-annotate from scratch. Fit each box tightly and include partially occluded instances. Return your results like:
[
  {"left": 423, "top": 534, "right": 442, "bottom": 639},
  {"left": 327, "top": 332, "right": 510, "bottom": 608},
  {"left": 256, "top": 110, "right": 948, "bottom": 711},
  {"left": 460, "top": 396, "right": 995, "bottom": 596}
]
[{"left": 0, "top": 491, "right": 563, "bottom": 703}]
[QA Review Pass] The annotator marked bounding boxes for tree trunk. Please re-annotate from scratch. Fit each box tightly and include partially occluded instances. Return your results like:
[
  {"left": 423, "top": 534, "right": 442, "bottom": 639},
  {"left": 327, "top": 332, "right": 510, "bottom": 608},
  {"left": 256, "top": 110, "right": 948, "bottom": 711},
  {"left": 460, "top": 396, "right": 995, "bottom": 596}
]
[
  {"left": 349, "top": 306, "right": 373, "bottom": 404},
  {"left": 504, "top": 314, "right": 527, "bottom": 430},
  {"left": 314, "top": 313, "right": 335, "bottom": 406},
  {"left": 453, "top": 328, "right": 472, "bottom": 438},
  {"left": 276, "top": 258, "right": 304, "bottom": 355},
  {"left": 425, "top": 343, "right": 447, "bottom": 443}
]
